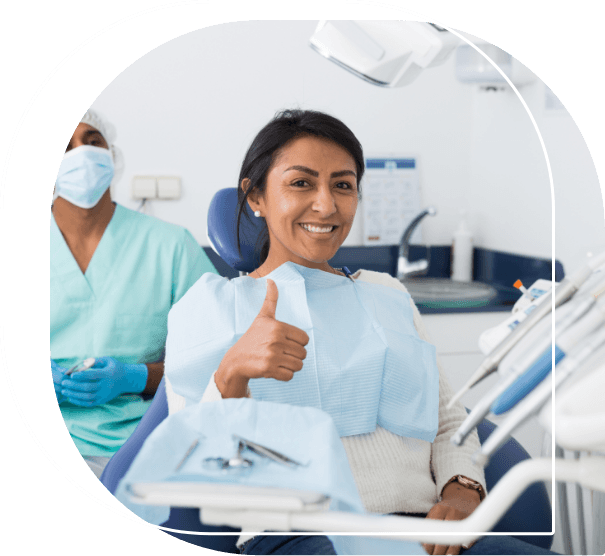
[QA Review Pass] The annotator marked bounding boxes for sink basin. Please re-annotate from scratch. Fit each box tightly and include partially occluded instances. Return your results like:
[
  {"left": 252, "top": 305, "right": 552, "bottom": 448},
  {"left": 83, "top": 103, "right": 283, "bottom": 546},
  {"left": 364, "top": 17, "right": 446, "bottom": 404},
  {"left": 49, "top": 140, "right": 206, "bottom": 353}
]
[{"left": 400, "top": 277, "right": 498, "bottom": 309}]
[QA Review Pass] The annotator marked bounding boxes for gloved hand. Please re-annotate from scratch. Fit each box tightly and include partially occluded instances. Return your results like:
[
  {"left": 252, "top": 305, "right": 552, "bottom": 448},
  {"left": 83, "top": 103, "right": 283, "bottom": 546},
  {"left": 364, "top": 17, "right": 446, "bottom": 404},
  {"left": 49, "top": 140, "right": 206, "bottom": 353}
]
[
  {"left": 61, "top": 356, "right": 148, "bottom": 407},
  {"left": 51, "top": 359, "right": 67, "bottom": 403}
]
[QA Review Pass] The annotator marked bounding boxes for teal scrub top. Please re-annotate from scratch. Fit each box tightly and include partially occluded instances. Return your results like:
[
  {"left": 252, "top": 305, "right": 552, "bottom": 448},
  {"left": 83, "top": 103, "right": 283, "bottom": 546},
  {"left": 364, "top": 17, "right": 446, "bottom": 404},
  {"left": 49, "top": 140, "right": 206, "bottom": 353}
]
[{"left": 50, "top": 204, "right": 217, "bottom": 457}]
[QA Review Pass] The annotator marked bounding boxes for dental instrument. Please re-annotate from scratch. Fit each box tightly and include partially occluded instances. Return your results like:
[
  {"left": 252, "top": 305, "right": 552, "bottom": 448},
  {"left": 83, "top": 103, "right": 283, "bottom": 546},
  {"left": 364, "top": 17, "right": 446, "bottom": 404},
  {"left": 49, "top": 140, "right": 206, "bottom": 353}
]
[
  {"left": 472, "top": 327, "right": 605, "bottom": 465},
  {"left": 234, "top": 435, "right": 309, "bottom": 468},
  {"left": 117, "top": 397, "right": 367, "bottom": 525},
  {"left": 479, "top": 270, "right": 605, "bottom": 359},
  {"left": 452, "top": 304, "right": 568, "bottom": 446},
  {"left": 451, "top": 290, "right": 605, "bottom": 446},
  {"left": 448, "top": 249, "right": 605, "bottom": 409},
  {"left": 62, "top": 356, "right": 149, "bottom": 407},
  {"left": 65, "top": 357, "right": 96, "bottom": 376},
  {"left": 174, "top": 437, "right": 204, "bottom": 472},
  {"left": 492, "top": 275, "right": 605, "bottom": 384},
  {"left": 513, "top": 279, "right": 535, "bottom": 301},
  {"left": 203, "top": 439, "right": 254, "bottom": 472},
  {"left": 491, "top": 295, "right": 605, "bottom": 415},
  {"left": 478, "top": 279, "right": 553, "bottom": 355}
]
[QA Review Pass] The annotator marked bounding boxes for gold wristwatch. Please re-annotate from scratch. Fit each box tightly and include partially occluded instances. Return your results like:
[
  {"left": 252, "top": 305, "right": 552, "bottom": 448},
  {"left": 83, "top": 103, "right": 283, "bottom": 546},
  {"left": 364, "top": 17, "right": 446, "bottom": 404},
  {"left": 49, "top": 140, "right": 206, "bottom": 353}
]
[{"left": 441, "top": 475, "right": 486, "bottom": 501}]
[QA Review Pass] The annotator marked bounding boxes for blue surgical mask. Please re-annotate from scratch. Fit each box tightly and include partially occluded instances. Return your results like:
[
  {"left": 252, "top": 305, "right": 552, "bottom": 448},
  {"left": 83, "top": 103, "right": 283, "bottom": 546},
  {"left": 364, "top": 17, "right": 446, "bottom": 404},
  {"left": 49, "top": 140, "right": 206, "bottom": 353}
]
[{"left": 55, "top": 145, "right": 114, "bottom": 208}]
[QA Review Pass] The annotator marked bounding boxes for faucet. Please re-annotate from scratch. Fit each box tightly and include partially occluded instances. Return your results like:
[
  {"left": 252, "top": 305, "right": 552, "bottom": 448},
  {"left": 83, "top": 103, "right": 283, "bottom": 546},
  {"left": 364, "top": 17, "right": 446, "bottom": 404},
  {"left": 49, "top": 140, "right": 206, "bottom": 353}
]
[{"left": 397, "top": 206, "right": 437, "bottom": 280}]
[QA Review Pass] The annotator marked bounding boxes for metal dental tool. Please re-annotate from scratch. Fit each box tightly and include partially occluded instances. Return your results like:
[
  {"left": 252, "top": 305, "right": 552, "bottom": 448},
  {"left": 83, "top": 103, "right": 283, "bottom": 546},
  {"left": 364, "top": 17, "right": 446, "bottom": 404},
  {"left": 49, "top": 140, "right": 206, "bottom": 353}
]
[
  {"left": 201, "top": 436, "right": 306, "bottom": 472},
  {"left": 472, "top": 329, "right": 605, "bottom": 466},
  {"left": 174, "top": 436, "right": 205, "bottom": 472},
  {"left": 447, "top": 250, "right": 605, "bottom": 410},
  {"left": 203, "top": 438, "right": 254, "bottom": 471},
  {"left": 65, "top": 357, "right": 96, "bottom": 376},
  {"left": 233, "top": 435, "right": 309, "bottom": 468}
]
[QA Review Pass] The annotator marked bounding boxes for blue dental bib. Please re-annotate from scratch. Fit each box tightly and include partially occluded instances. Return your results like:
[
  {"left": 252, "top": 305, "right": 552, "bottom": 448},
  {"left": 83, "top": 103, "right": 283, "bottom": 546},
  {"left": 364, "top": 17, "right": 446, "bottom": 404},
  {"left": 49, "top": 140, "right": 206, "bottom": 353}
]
[{"left": 166, "top": 262, "right": 439, "bottom": 442}]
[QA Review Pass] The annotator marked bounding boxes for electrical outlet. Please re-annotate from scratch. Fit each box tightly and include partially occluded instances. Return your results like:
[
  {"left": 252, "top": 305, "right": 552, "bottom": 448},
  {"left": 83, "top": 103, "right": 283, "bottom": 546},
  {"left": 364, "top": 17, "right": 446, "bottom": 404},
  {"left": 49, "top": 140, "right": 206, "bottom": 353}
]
[
  {"left": 132, "top": 176, "right": 157, "bottom": 199},
  {"left": 157, "top": 176, "right": 181, "bottom": 199}
]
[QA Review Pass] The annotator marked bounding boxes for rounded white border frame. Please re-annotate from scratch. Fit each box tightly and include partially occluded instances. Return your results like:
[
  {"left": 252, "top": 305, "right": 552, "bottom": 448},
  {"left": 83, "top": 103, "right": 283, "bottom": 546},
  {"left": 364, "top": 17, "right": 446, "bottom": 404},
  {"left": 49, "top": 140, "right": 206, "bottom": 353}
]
[{"left": 0, "top": 0, "right": 556, "bottom": 537}]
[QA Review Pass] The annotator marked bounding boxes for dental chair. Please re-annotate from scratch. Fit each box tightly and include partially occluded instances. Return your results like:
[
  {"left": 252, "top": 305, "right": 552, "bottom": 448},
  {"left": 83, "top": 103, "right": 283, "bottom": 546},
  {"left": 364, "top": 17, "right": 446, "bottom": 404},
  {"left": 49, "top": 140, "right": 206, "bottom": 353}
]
[{"left": 100, "top": 188, "right": 553, "bottom": 552}]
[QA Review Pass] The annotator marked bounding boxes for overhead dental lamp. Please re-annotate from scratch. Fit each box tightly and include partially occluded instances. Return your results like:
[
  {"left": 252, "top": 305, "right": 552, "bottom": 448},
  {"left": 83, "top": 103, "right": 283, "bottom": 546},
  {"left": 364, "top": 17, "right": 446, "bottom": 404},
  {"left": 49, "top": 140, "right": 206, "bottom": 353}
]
[{"left": 309, "top": 21, "right": 460, "bottom": 87}]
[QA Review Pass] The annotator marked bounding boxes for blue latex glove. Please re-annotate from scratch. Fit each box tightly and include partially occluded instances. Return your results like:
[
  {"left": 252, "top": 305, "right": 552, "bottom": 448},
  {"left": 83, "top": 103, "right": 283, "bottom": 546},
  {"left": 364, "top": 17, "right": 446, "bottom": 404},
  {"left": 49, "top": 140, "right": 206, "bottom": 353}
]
[
  {"left": 51, "top": 359, "right": 67, "bottom": 403},
  {"left": 61, "top": 356, "right": 148, "bottom": 407}
]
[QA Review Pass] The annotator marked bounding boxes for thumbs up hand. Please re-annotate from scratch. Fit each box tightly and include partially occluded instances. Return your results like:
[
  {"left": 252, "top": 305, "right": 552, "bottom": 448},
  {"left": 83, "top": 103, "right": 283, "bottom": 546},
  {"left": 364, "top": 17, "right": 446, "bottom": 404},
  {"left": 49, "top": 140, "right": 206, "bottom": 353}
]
[{"left": 215, "top": 279, "right": 310, "bottom": 398}]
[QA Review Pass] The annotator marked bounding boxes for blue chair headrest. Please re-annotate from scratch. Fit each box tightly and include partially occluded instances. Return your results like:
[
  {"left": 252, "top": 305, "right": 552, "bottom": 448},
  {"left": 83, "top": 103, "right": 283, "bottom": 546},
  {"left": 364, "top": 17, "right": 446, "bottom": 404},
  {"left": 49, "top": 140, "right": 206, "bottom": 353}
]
[{"left": 207, "top": 188, "right": 265, "bottom": 273}]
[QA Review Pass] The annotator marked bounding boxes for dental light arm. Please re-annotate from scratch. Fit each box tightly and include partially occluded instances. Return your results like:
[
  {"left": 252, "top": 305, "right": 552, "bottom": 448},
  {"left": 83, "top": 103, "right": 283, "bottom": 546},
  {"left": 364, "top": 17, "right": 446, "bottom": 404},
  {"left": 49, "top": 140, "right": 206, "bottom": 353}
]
[{"left": 309, "top": 21, "right": 460, "bottom": 88}]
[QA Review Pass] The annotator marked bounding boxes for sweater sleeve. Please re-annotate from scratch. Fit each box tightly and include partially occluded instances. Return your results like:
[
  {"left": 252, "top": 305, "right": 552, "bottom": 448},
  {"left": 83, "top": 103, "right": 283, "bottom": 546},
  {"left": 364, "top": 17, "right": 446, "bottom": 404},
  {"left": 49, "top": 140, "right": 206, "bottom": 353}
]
[
  {"left": 355, "top": 270, "right": 487, "bottom": 496},
  {"left": 166, "top": 370, "right": 252, "bottom": 413},
  {"left": 408, "top": 293, "right": 487, "bottom": 497},
  {"left": 202, "top": 371, "right": 252, "bottom": 403}
]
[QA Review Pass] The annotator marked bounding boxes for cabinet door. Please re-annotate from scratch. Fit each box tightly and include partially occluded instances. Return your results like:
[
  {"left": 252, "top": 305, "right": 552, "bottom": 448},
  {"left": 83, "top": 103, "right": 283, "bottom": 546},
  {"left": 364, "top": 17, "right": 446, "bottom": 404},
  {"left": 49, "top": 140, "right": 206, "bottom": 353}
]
[{"left": 422, "top": 312, "right": 508, "bottom": 355}]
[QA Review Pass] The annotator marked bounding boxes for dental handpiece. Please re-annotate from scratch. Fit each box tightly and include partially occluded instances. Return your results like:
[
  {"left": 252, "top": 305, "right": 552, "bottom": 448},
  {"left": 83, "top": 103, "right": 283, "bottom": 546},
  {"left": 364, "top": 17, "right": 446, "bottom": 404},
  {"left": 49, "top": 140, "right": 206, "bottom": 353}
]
[
  {"left": 447, "top": 250, "right": 605, "bottom": 410},
  {"left": 490, "top": 294, "right": 605, "bottom": 415},
  {"left": 451, "top": 295, "right": 605, "bottom": 446},
  {"left": 473, "top": 327, "right": 605, "bottom": 466}
]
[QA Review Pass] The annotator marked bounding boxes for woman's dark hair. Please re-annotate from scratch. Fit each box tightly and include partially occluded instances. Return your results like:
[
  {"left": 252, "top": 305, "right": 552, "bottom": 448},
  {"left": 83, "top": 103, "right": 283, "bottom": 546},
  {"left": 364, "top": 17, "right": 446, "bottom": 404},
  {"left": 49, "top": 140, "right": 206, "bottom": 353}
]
[{"left": 236, "top": 109, "right": 365, "bottom": 265}]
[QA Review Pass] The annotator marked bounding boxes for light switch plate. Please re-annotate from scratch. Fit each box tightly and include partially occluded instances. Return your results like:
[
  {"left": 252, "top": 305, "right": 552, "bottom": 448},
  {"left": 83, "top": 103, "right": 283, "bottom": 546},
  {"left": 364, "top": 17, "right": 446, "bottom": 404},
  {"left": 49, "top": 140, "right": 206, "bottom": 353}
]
[
  {"left": 157, "top": 176, "right": 181, "bottom": 199},
  {"left": 132, "top": 176, "right": 157, "bottom": 199}
]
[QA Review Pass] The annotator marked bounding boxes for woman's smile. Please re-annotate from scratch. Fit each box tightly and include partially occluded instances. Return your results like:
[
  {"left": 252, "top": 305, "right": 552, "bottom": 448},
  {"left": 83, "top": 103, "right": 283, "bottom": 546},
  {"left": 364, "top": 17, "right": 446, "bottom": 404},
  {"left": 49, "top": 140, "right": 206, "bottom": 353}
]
[
  {"left": 247, "top": 134, "right": 359, "bottom": 272},
  {"left": 299, "top": 223, "right": 338, "bottom": 234}
]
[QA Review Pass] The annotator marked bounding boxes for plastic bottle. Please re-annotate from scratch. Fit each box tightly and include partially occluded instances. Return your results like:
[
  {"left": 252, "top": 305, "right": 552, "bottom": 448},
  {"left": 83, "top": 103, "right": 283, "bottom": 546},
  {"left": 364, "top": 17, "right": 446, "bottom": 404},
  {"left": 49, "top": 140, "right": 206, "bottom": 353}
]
[{"left": 451, "top": 214, "right": 473, "bottom": 282}]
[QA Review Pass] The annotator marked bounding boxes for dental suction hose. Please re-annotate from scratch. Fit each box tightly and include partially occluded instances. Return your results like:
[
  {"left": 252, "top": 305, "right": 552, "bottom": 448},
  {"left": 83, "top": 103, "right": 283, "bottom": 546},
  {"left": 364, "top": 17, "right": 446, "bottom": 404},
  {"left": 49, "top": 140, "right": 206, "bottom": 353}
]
[
  {"left": 447, "top": 250, "right": 605, "bottom": 411},
  {"left": 473, "top": 328, "right": 605, "bottom": 466},
  {"left": 450, "top": 287, "right": 605, "bottom": 447}
]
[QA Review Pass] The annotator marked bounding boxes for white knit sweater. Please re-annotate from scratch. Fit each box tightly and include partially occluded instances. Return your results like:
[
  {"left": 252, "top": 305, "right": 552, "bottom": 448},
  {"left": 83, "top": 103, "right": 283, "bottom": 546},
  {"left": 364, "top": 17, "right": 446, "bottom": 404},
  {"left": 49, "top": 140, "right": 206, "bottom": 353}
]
[{"left": 165, "top": 269, "right": 487, "bottom": 543}]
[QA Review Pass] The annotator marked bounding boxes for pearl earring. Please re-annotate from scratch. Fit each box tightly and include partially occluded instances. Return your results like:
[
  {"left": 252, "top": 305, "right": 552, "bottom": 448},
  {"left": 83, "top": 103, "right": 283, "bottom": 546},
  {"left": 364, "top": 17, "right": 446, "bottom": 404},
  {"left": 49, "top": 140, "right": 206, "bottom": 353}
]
[{"left": 254, "top": 210, "right": 261, "bottom": 218}]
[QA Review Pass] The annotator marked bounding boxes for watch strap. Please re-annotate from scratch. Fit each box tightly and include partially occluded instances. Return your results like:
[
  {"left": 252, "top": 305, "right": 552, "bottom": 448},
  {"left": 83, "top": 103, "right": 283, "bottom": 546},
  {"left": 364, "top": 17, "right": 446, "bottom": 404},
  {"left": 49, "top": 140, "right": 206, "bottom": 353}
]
[{"left": 441, "top": 474, "right": 486, "bottom": 501}]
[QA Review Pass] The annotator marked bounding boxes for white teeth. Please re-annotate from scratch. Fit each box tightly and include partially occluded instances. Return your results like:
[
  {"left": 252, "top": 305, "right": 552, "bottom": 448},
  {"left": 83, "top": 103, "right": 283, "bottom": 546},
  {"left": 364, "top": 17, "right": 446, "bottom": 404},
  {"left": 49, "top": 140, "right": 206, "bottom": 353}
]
[{"left": 301, "top": 224, "right": 335, "bottom": 234}]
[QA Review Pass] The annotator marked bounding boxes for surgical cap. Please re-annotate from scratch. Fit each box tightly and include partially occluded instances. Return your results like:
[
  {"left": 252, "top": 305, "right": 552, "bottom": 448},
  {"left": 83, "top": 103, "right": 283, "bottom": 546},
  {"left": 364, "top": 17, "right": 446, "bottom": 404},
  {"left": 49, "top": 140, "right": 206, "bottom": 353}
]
[
  {"left": 80, "top": 108, "right": 125, "bottom": 185},
  {"left": 81, "top": 108, "right": 116, "bottom": 145}
]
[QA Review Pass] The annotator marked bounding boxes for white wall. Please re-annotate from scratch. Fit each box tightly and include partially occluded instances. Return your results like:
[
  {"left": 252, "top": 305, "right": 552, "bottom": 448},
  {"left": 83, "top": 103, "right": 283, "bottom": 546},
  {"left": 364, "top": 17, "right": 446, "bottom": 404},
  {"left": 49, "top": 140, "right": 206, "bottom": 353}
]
[
  {"left": 91, "top": 20, "right": 604, "bottom": 276},
  {"left": 464, "top": 59, "right": 605, "bottom": 274},
  {"left": 91, "top": 20, "right": 475, "bottom": 247}
]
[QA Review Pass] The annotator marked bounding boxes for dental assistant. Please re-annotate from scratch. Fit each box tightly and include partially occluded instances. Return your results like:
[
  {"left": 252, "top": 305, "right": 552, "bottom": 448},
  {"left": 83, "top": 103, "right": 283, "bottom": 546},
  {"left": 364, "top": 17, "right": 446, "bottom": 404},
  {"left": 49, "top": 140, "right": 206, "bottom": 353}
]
[
  {"left": 165, "top": 110, "right": 558, "bottom": 556},
  {"left": 51, "top": 109, "right": 217, "bottom": 477}
]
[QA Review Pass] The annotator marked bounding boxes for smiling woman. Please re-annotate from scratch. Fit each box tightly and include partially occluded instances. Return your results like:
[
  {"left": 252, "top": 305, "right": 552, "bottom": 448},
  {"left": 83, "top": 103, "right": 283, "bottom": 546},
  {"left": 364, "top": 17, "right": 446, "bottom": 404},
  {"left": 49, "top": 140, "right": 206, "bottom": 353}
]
[
  {"left": 156, "top": 109, "right": 563, "bottom": 555},
  {"left": 248, "top": 135, "right": 359, "bottom": 274},
  {"left": 235, "top": 109, "right": 365, "bottom": 273}
]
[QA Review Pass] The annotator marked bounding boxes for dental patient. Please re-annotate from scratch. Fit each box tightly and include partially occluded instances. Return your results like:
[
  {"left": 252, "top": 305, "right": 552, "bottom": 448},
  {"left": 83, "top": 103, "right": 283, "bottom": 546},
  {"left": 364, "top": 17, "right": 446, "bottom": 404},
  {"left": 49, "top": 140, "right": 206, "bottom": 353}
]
[{"left": 164, "top": 110, "right": 558, "bottom": 556}]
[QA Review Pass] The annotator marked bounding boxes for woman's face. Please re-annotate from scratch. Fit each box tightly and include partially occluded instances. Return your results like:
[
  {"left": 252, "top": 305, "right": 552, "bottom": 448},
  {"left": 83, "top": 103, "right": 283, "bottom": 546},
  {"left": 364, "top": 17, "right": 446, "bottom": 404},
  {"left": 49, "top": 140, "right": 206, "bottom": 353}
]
[{"left": 247, "top": 135, "right": 359, "bottom": 271}]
